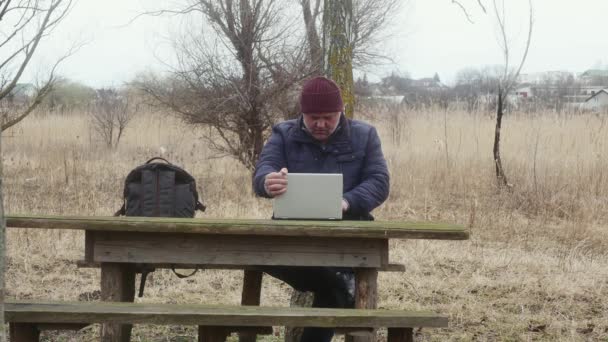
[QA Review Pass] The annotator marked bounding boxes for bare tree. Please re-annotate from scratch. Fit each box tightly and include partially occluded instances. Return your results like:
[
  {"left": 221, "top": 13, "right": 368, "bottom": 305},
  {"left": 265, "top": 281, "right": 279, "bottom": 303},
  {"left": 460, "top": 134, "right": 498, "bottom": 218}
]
[
  {"left": 0, "top": 0, "right": 75, "bottom": 131},
  {"left": 296, "top": 0, "right": 402, "bottom": 119},
  {"left": 452, "top": 0, "right": 533, "bottom": 187},
  {"left": 451, "top": 0, "right": 487, "bottom": 23},
  {"left": 89, "top": 88, "right": 134, "bottom": 149},
  {"left": 0, "top": 1, "right": 74, "bottom": 337},
  {"left": 350, "top": 0, "right": 402, "bottom": 68},
  {"left": 135, "top": 0, "right": 311, "bottom": 171},
  {"left": 300, "top": 0, "right": 323, "bottom": 74},
  {"left": 492, "top": 0, "right": 533, "bottom": 188},
  {"left": 300, "top": 0, "right": 404, "bottom": 72}
]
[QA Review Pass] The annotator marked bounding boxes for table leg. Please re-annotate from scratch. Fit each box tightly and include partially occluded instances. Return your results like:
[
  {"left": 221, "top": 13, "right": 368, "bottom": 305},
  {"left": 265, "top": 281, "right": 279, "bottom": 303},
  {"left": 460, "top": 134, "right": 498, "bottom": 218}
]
[
  {"left": 10, "top": 323, "right": 40, "bottom": 342},
  {"left": 238, "top": 270, "right": 263, "bottom": 342},
  {"left": 388, "top": 328, "right": 414, "bottom": 342},
  {"left": 198, "top": 326, "right": 229, "bottom": 342},
  {"left": 100, "top": 263, "right": 136, "bottom": 342},
  {"left": 346, "top": 268, "right": 378, "bottom": 342}
]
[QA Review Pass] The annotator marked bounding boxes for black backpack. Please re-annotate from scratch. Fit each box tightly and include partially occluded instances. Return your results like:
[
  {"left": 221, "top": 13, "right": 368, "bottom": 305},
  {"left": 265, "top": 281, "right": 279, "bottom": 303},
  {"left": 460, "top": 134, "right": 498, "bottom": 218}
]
[
  {"left": 115, "top": 157, "right": 206, "bottom": 296},
  {"left": 115, "top": 157, "right": 206, "bottom": 217}
]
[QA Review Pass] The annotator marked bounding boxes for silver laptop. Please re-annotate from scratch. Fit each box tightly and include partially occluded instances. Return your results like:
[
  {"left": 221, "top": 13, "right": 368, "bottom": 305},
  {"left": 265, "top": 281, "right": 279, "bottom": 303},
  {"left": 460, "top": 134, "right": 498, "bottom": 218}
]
[{"left": 273, "top": 173, "right": 343, "bottom": 220}]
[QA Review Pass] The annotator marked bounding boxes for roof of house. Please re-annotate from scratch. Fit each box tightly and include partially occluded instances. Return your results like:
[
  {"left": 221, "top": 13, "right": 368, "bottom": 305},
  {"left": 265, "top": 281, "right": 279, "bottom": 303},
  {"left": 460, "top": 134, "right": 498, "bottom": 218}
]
[
  {"left": 584, "top": 89, "right": 608, "bottom": 102},
  {"left": 515, "top": 83, "right": 533, "bottom": 89}
]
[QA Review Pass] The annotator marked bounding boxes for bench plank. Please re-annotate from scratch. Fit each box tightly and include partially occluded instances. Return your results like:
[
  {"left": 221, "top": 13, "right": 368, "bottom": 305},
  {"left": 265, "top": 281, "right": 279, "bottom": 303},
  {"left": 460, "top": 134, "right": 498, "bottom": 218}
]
[
  {"left": 5, "top": 301, "right": 448, "bottom": 328},
  {"left": 76, "top": 261, "right": 406, "bottom": 272},
  {"left": 6, "top": 214, "right": 469, "bottom": 240}
]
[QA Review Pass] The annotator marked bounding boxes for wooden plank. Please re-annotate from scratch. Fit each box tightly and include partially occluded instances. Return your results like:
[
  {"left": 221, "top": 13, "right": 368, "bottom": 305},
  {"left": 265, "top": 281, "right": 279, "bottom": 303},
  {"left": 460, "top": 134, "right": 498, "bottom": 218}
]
[
  {"left": 6, "top": 215, "right": 470, "bottom": 240},
  {"left": 76, "top": 261, "right": 406, "bottom": 272},
  {"left": 9, "top": 323, "right": 39, "bottom": 342},
  {"left": 388, "top": 328, "right": 414, "bottom": 342},
  {"left": 4, "top": 301, "right": 449, "bottom": 328},
  {"left": 100, "top": 263, "right": 135, "bottom": 342},
  {"left": 92, "top": 232, "right": 386, "bottom": 268}
]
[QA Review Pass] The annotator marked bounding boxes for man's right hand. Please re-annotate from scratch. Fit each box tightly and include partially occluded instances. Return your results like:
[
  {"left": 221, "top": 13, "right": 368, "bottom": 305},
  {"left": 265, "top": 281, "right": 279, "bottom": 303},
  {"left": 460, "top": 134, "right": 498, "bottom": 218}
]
[{"left": 264, "top": 168, "right": 288, "bottom": 197}]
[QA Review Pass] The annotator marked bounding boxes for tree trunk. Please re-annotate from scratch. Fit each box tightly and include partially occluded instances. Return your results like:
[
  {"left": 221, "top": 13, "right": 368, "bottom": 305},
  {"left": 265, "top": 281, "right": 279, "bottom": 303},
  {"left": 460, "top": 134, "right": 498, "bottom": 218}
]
[
  {"left": 323, "top": 0, "right": 355, "bottom": 118},
  {"left": 0, "top": 129, "right": 5, "bottom": 342},
  {"left": 493, "top": 88, "right": 509, "bottom": 188},
  {"left": 302, "top": 0, "right": 323, "bottom": 74}
]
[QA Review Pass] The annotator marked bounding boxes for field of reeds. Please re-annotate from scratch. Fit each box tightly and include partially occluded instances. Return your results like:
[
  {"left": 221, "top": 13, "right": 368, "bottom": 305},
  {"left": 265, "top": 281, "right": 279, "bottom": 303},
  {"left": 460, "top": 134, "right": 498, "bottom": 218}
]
[{"left": 3, "top": 106, "right": 607, "bottom": 341}]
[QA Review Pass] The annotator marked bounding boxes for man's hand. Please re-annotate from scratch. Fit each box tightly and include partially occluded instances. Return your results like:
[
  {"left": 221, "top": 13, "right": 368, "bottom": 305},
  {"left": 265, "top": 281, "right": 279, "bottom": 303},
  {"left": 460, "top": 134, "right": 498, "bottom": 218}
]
[
  {"left": 264, "top": 168, "right": 288, "bottom": 197},
  {"left": 341, "top": 198, "right": 349, "bottom": 212}
]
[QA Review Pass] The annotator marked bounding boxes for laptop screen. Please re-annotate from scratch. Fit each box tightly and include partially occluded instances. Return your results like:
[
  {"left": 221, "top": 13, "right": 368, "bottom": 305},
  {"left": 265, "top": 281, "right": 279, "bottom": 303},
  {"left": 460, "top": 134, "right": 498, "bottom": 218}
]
[{"left": 273, "top": 173, "right": 343, "bottom": 220}]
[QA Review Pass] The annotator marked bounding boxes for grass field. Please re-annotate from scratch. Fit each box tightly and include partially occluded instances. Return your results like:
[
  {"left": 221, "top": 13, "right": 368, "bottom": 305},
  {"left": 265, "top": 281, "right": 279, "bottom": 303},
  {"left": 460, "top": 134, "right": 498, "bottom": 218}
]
[{"left": 3, "top": 107, "right": 607, "bottom": 341}]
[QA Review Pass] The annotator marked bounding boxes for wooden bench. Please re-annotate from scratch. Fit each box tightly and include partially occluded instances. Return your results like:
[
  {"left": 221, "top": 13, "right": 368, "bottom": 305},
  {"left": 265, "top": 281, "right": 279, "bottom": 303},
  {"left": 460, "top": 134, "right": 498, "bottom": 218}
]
[{"left": 6, "top": 301, "right": 448, "bottom": 342}]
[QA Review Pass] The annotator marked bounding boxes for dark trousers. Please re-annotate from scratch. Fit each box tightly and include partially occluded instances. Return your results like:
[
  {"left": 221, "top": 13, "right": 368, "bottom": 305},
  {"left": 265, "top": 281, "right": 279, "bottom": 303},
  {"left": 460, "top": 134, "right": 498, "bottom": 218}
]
[{"left": 263, "top": 266, "right": 355, "bottom": 342}]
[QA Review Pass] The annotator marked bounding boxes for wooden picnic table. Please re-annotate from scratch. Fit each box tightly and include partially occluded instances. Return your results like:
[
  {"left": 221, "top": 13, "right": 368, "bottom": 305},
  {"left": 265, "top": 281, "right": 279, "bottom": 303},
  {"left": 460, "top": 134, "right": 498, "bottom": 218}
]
[{"left": 7, "top": 214, "right": 469, "bottom": 342}]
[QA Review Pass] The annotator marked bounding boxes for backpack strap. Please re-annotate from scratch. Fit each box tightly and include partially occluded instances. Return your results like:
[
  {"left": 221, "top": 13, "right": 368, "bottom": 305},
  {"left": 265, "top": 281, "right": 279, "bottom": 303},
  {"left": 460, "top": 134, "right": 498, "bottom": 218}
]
[
  {"left": 136, "top": 264, "right": 156, "bottom": 297},
  {"left": 146, "top": 157, "right": 172, "bottom": 164},
  {"left": 196, "top": 201, "right": 206, "bottom": 212},
  {"left": 171, "top": 265, "right": 199, "bottom": 278},
  {"left": 114, "top": 201, "right": 126, "bottom": 216}
]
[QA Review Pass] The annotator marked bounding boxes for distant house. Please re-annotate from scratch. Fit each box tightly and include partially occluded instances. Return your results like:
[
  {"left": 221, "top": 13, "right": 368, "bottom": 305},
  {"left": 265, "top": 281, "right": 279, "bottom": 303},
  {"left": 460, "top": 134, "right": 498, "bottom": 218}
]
[
  {"left": 518, "top": 70, "right": 574, "bottom": 84},
  {"left": 579, "top": 86, "right": 605, "bottom": 96},
  {"left": 582, "top": 89, "right": 608, "bottom": 111},
  {"left": 513, "top": 84, "right": 533, "bottom": 98},
  {"left": 580, "top": 69, "right": 608, "bottom": 85}
]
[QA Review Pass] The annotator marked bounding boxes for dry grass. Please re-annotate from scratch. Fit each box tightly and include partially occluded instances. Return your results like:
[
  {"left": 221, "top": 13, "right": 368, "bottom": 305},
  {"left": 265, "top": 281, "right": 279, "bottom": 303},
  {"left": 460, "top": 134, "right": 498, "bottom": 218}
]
[{"left": 3, "top": 107, "right": 608, "bottom": 341}]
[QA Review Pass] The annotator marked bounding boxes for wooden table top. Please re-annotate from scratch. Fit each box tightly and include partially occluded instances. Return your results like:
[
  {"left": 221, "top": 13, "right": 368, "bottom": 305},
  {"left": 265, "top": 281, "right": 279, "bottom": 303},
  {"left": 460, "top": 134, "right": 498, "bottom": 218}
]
[{"left": 6, "top": 214, "right": 469, "bottom": 240}]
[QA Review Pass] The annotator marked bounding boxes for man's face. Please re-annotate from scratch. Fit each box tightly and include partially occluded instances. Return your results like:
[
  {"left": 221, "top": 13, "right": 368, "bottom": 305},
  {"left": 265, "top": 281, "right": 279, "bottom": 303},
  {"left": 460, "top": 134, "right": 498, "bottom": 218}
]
[{"left": 302, "top": 112, "right": 341, "bottom": 142}]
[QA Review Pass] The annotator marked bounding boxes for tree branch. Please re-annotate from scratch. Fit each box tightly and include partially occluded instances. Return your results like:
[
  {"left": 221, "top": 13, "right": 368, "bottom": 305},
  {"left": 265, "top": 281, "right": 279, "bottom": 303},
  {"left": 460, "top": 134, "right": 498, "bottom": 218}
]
[
  {"left": 504, "top": 0, "right": 533, "bottom": 93},
  {"left": 0, "top": 0, "right": 71, "bottom": 101},
  {"left": 452, "top": 0, "right": 474, "bottom": 23}
]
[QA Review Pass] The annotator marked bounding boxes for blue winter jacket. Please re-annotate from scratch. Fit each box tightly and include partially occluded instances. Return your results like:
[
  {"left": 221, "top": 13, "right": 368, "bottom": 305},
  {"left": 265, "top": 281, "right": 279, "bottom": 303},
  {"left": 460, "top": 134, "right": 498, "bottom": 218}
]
[{"left": 253, "top": 114, "right": 390, "bottom": 219}]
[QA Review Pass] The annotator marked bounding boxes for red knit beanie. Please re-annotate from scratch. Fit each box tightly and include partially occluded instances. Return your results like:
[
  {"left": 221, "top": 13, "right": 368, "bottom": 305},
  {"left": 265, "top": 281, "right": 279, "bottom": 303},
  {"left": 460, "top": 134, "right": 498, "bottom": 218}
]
[{"left": 300, "top": 76, "right": 344, "bottom": 113}]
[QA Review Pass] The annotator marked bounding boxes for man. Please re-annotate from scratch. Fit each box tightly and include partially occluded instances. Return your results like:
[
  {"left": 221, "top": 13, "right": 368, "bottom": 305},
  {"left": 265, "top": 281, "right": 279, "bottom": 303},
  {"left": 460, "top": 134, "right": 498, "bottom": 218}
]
[{"left": 252, "top": 76, "right": 390, "bottom": 342}]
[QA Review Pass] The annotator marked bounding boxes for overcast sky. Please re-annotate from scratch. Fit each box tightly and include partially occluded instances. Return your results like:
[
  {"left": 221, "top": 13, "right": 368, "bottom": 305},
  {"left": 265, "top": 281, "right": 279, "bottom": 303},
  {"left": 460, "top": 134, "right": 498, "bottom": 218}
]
[{"left": 25, "top": 0, "right": 608, "bottom": 87}]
